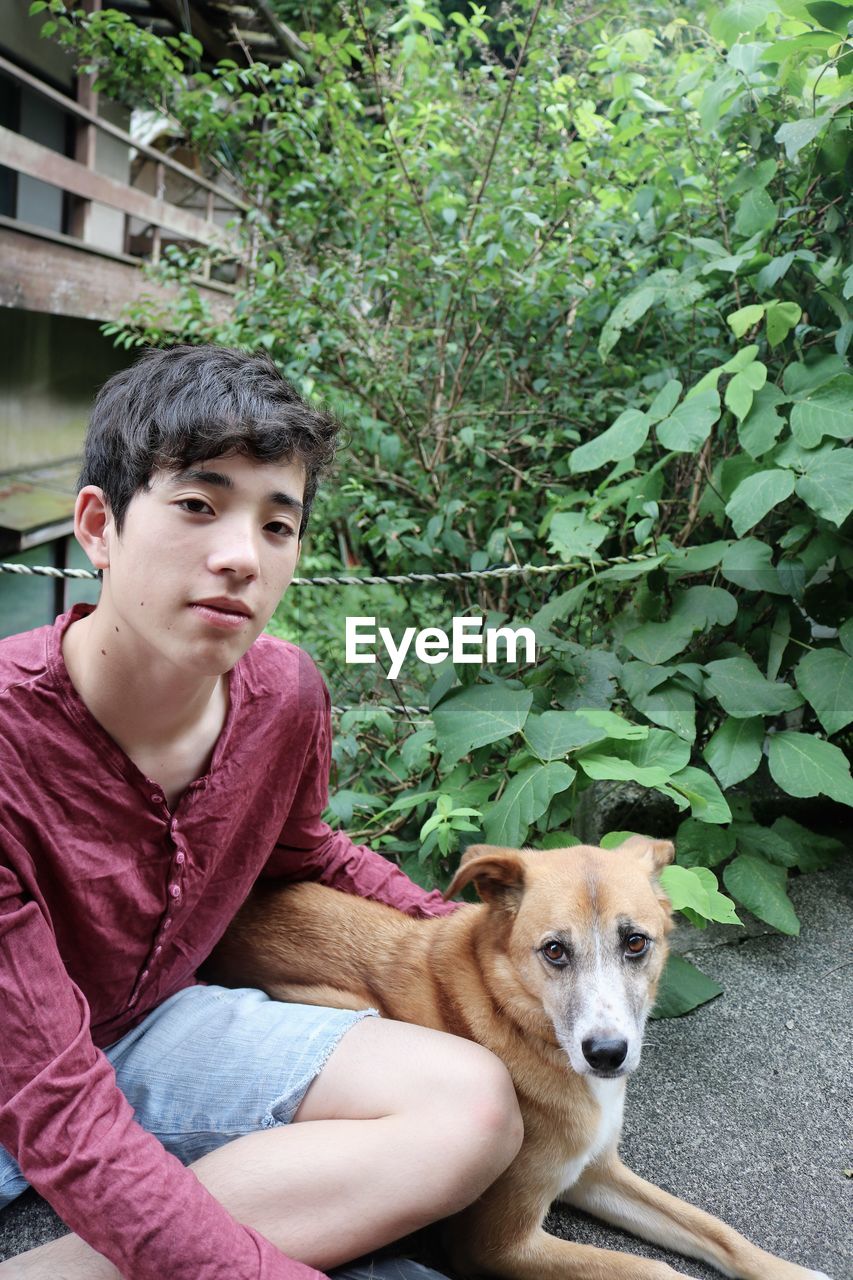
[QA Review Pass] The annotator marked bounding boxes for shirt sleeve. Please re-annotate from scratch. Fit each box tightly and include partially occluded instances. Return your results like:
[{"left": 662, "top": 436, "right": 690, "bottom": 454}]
[
  {"left": 262, "top": 681, "right": 456, "bottom": 919},
  {"left": 0, "top": 852, "right": 329, "bottom": 1280}
]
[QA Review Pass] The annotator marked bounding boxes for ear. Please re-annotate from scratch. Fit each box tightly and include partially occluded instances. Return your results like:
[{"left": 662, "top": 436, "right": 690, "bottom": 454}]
[
  {"left": 74, "top": 486, "right": 113, "bottom": 571},
  {"left": 616, "top": 834, "right": 675, "bottom": 874},
  {"left": 444, "top": 844, "right": 526, "bottom": 907}
]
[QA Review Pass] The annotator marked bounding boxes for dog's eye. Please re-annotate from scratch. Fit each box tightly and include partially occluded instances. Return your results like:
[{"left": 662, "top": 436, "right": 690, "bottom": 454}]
[
  {"left": 541, "top": 940, "right": 569, "bottom": 966},
  {"left": 625, "top": 934, "right": 649, "bottom": 957}
]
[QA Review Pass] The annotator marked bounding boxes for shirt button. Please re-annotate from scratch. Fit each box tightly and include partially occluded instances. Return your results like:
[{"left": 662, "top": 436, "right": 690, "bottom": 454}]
[
  {"left": 141, "top": 969, "right": 149, "bottom": 980},
  {"left": 163, "top": 918, "right": 172, "bottom": 928},
  {"left": 176, "top": 851, "right": 186, "bottom": 865},
  {"left": 154, "top": 946, "right": 162, "bottom": 956},
  {"left": 169, "top": 884, "right": 181, "bottom": 899}
]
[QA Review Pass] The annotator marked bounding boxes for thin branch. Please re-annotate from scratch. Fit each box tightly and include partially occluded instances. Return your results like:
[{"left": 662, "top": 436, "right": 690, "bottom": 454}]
[{"left": 353, "top": 0, "right": 439, "bottom": 254}]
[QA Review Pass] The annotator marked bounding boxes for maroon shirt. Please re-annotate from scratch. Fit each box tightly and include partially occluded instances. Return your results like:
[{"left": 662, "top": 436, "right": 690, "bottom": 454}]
[{"left": 0, "top": 605, "right": 454, "bottom": 1279}]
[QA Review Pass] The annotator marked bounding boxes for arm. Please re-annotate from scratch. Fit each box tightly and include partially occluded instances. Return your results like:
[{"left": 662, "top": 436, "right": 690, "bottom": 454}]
[{"left": 0, "top": 856, "right": 327, "bottom": 1280}]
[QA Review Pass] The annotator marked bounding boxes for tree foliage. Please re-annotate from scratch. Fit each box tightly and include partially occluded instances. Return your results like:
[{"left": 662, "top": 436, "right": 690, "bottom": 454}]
[{"left": 33, "top": 0, "right": 852, "bottom": 1008}]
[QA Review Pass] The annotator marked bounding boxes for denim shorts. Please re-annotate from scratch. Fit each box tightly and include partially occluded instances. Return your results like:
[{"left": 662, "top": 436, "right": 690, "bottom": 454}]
[{"left": 0, "top": 983, "right": 376, "bottom": 1208}]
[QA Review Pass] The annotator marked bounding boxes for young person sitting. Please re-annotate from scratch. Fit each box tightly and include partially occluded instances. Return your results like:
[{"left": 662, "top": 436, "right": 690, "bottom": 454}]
[{"left": 0, "top": 345, "right": 523, "bottom": 1280}]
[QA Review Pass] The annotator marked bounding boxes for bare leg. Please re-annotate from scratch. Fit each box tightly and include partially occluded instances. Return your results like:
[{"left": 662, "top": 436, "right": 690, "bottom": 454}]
[{"left": 0, "top": 1019, "right": 522, "bottom": 1279}]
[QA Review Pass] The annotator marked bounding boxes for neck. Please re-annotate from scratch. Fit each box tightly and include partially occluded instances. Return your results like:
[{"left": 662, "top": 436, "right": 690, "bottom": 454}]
[{"left": 62, "top": 605, "right": 226, "bottom": 750}]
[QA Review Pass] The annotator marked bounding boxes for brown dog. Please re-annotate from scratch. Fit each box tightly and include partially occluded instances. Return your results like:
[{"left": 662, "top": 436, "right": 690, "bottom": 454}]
[{"left": 208, "top": 838, "right": 831, "bottom": 1280}]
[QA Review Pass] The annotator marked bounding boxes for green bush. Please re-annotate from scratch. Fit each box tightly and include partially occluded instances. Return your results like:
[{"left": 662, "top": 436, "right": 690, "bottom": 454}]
[{"left": 36, "top": 0, "right": 852, "bottom": 1009}]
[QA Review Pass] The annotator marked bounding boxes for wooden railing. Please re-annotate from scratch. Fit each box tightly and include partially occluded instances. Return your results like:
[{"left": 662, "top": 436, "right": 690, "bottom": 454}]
[{"left": 0, "top": 53, "right": 248, "bottom": 276}]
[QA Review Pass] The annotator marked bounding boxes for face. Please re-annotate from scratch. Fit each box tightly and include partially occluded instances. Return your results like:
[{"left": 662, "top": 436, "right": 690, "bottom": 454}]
[
  {"left": 516, "top": 850, "right": 671, "bottom": 1079},
  {"left": 89, "top": 452, "right": 305, "bottom": 677}
]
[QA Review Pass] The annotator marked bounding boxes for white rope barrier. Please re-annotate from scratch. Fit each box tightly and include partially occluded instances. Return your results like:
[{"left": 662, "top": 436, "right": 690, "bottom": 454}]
[{"left": 0, "top": 553, "right": 657, "bottom": 587}]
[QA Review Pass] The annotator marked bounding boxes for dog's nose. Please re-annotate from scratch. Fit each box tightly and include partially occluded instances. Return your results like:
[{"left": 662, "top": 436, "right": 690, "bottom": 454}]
[{"left": 582, "top": 1037, "right": 628, "bottom": 1073}]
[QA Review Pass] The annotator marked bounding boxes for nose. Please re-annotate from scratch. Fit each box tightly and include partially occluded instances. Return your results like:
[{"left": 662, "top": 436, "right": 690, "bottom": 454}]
[
  {"left": 207, "top": 520, "right": 260, "bottom": 579},
  {"left": 582, "top": 1037, "right": 628, "bottom": 1074}
]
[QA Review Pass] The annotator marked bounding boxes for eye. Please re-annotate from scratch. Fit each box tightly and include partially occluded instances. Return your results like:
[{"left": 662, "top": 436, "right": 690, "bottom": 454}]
[
  {"left": 265, "top": 520, "right": 297, "bottom": 538},
  {"left": 541, "top": 939, "right": 570, "bottom": 967},
  {"left": 625, "top": 934, "right": 650, "bottom": 958},
  {"left": 179, "top": 498, "right": 213, "bottom": 515}
]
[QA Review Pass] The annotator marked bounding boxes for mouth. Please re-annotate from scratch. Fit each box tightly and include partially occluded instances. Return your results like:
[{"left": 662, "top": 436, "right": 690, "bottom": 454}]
[{"left": 189, "top": 599, "right": 254, "bottom": 630}]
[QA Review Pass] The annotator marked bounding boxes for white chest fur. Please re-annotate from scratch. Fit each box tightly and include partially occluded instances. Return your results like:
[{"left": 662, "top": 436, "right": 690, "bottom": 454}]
[{"left": 558, "top": 1076, "right": 626, "bottom": 1194}]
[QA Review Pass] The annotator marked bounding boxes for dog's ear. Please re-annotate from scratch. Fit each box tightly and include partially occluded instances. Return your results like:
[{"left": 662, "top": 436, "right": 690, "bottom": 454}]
[
  {"left": 615, "top": 835, "right": 675, "bottom": 923},
  {"left": 444, "top": 845, "right": 526, "bottom": 906},
  {"left": 616, "top": 834, "right": 675, "bottom": 874}
]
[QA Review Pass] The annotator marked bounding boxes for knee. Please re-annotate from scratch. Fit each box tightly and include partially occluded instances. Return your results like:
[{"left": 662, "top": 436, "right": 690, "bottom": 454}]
[{"left": 431, "top": 1041, "right": 524, "bottom": 1189}]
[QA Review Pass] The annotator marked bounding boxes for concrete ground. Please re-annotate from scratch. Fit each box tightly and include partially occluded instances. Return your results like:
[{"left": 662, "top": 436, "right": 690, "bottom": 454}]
[
  {"left": 1, "top": 858, "right": 851, "bottom": 1277},
  {"left": 547, "top": 856, "right": 853, "bottom": 1280}
]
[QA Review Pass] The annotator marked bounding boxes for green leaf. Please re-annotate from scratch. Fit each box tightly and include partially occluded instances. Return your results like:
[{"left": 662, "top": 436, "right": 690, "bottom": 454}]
[
  {"left": 626, "top": 680, "right": 697, "bottom": 742},
  {"left": 659, "top": 864, "right": 713, "bottom": 916},
  {"left": 524, "top": 711, "right": 607, "bottom": 762},
  {"left": 667, "top": 766, "right": 732, "bottom": 824},
  {"left": 725, "top": 469, "right": 796, "bottom": 536},
  {"left": 576, "top": 752, "right": 672, "bottom": 788},
  {"left": 665, "top": 541, "right": 732, "bottom": 577},
  {"left": 432, "top": 685, "right": 533, "bottom": 764},
  {"left": 737, "top": 385, "right": 787, "bottom": 458},
  {"left": 692, "top": 867, "right": 742, "bottom": 925},
  {"left": 529, "top": 581, "right": 592, "bottom": 634},
  {"left": 806, "top": 1, "right": 853, "bottom": 34},
  {"left": 598, "top": 286, "right": 660, "bottom": 359},
  {"left": 795, "top": 648, "right": 853, "bottom": 735},
  {"left": 734, "top": 188, "right": 778, "bottom": 238},
  {"left": 623, "top": 586, "right": 736, "bottom": 664},
  {"left": 703, "top": 716, "right": 765, "bottom": 788},
  {"left": 605, "top": 727, "right": 691, "bottom": 775},
  {"left": 710, "top": 0, "right": 778, "bottom": 42},
  {"left": 790, "top": 376, "right": 853, "bottom": 446},
  {"left": 704, "top": 656, "right": 803, "bottom": 717},
  {"left": 661, "top": 864, "right": 741, "bottom": 925},
  {"left": 775, "top": 115, "right": 830, "bottom": 161},
  {"left": 727, "top": 304, "right": 765, "bottom": 338},
  {"left": 483, "top": 762, "right": 576, "bottom": 846},
  {"left": 725, "top": 362, "right": 767, "bottom": 421},
  {"left": 765, "top": 301, "right": 802, "bottom": 346},
  {"left": 794, "top": 448, "right": 853, "bottom": 526},
  {"left": 840, "top": 619, "right": 853, "bottom": 656},
  {"left": 720, "top": 538, "right": 785, "bottom": 595},
  {"left": 676, "top": 816, "right": 736, "bottom": 868},
  {"left": 724, "top": 371, "right": 754, "bottom": 420},
  {"left": 547, "top": 511, "right": 608, "bottom": 559},
  {"left": 647, "top": 379, "right": 682, "bottom": 423},
  {"left": 783, "top": 355, "right": 846, "bottom": 396},
  {"left": 574, "top": 708, "right": 648, "bottom": 739},
  {"left": 570, "top": 409, "right": 651, "bottom": 473},
  {"left": 623, "top": 617, "right": 696, "bottom": 664},
  {"left": 723, "top": 344, "right": 761, "bottom": 373},
  {"left": 651, "top": 953, "right": 723, "bottom": 1019},
  {"left": 770, "top": 816, "right": 844, "bottom": 872},
  {"left": 655, "top": 389, "right": 721, "bottom": 452},
  {"left": 768, "top": 731, "right": 853, "bottom": 805},
  {"left": 723, "top": 855, "right": 800, "bottom": 934},
  {"left": 326, "top": 789, "right": 385, "bottom": 826},
  {"left": 733, "top": 821, "right": 801, "bottom": 867}
]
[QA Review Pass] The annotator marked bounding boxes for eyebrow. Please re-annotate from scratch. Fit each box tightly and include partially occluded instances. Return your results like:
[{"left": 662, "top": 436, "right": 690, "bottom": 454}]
[{"left": 171, "top": 467, "right": 304, "bottom": 512}]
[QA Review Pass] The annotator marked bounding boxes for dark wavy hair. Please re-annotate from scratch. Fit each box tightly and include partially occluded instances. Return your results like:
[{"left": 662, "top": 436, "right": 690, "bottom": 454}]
[{"left": 79, "top": 345, "right": 341, "bottom": 536}]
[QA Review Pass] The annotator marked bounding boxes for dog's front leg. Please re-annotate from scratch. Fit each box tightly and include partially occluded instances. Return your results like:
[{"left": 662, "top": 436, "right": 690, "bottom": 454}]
[
  {"left": 449, "top": 1225, "right": 697, "bottom": 1280},
  {"left": 559, "top": 1154, "right": 832, "bottom": 1280},
  {"left": 444, "top": 1183, "right": 696, "bottom": 1280}
]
